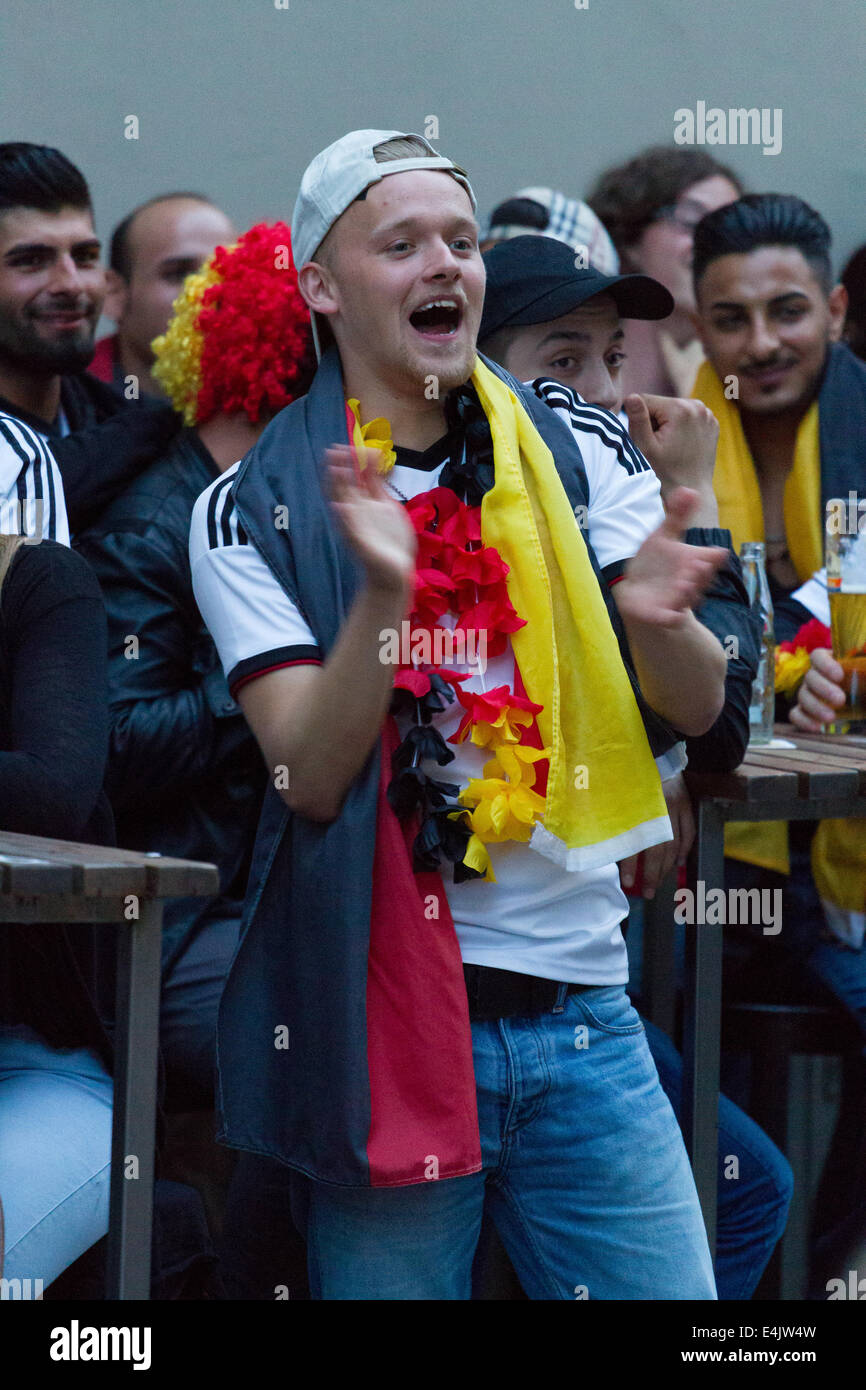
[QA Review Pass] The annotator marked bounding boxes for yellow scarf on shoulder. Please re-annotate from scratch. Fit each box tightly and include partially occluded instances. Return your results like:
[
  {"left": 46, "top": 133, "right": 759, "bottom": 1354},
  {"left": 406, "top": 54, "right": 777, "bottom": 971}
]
[
  {"left": 474, "top": 361, "right": 670, "bottom": 867},
  {"left": 697, "top": 361, "right": 822, "bottom": 583},
  {"left": 354, "top": 358, "right": 672, "bottom": 870}
]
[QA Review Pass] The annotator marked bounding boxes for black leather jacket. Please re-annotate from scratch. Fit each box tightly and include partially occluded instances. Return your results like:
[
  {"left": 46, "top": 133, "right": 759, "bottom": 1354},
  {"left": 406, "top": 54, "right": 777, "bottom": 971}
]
[{"left": 75, "top": 428, "right": 267, "bottom": 964}]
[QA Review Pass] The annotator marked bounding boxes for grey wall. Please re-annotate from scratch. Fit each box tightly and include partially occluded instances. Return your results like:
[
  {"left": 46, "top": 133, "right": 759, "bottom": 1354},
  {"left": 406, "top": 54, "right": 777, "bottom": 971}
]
[{"left": 2, "top": 0, "right": 864, "bottom": 270}]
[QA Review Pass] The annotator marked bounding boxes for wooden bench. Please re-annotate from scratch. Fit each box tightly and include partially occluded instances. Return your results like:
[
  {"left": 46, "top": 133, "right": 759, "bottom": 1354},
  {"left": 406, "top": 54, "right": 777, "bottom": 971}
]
[{"left": 0, "top": 831, "right": 218, "bottom": 1299}]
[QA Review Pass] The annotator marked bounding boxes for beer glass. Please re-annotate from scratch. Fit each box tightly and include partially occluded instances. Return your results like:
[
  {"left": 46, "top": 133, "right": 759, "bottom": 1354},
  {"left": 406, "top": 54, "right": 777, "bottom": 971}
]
[{"left": 826, "top": 498, "right": 866, "bottom": 723}]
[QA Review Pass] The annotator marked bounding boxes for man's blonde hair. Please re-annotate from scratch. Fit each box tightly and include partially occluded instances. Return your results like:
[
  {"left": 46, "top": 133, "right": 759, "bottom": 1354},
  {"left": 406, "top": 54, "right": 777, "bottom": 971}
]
[{"left": 372, "top": 135, "right": 435, "bottom": 164}]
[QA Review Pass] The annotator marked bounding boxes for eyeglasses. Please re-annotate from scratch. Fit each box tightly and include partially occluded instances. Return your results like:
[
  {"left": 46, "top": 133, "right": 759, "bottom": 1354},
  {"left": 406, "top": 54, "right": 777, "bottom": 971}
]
[{"left": 653, "top": 199, "right": 708, "bottom": 233}]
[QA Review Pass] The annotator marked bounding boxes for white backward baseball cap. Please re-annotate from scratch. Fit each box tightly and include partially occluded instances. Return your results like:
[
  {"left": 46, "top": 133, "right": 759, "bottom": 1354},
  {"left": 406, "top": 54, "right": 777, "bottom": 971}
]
[{"left": 291, "top": 128, "right": 477, "bottom": 272}]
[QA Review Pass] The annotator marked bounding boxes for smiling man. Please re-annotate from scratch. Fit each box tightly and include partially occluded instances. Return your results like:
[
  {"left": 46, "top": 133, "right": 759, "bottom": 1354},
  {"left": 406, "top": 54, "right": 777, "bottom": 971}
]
[
  {"left": 690, "top": 197, "right": 866, "bottom": 1283},
  {"left": 0, "top": 144, "right": 180, "bottom": 533},
  {"left": 190, "top": 129, "right": 729, "bottom": 1301},
  {"left": 691, "top": 194, "right": 858, "bottom": 610},
  {"left": 0, "top": 144, "right": 104, "bottom": 429}
]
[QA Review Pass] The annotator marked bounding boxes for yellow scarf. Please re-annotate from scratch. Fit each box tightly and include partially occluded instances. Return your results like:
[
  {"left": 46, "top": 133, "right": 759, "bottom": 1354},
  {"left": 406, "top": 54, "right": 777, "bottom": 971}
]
[
  {"left": 353, "top": 358, "right": 671, "bottom": 871},
  {"left": 694, "top": 360, "right": 821, "bottom": 875},
  {"left": 698, "top": 360, "right": 822, "bottom": 584},
  {"left": 693, "top": 364, "right": 866, "bottom": 944}
]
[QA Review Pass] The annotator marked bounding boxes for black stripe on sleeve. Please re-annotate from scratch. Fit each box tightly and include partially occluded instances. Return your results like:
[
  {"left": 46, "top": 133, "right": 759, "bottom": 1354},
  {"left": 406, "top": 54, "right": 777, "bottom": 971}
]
[
  {"left": 227, "top": 644, "right": 323, "bottom": 694},
  {"left": 530, "top": 379, "right": 651, "bottom": 476},
  {"left": 29, "top": 425, "right": 58, "bottom": 540},
  {"left": 205, "top": 472, "right": 236, "bottom": 549},
  {"left": 601, "top": 558, "right": 629, "bottom": 584},
  {"left": 0, "top": 415, "right": 52, "bottom": 537}
]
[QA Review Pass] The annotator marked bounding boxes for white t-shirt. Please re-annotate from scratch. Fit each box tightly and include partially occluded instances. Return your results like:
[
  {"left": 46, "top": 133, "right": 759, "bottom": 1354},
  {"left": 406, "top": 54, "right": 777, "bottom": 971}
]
[
  {"left": 190, "top": 383, "right": 667, "bottom": 984},
  {"left": 791, "top": 567, "right": 831, "bottom": 626}
]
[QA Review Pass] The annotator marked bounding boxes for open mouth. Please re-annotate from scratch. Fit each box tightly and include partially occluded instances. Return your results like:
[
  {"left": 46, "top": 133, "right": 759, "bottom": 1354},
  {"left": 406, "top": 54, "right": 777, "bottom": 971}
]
[{"left": 409, "top": 298, "right": 462, "bottom": 339}]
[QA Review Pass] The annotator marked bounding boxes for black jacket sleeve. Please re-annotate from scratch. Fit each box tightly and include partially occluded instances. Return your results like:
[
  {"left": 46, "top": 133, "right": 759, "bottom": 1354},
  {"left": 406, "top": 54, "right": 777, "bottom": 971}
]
[
  {"left": 76, "top": 523, "right": 251, "bottom": 813},
  {"left": 0, "top": 542, "right": 110, "bottom": 837},
  {"left": 682, "top": 527, "right": 762, "bottom": 773},
  {"left": 51, "top": 404, "right": 181, "bottom": 534}
]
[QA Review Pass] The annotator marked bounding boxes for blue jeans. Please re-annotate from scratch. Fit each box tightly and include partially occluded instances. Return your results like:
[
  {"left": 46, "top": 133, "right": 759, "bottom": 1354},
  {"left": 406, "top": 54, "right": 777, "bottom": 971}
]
[
  {"left": 643, "top": 1017, "right": 793, "bottom": 1299},
  {"left": 290, "top": 986, "right": 717, "bottom": 1300},
  {"left": 160, "top": 911, "right": 241, "bottom": 1110},
  {"left": 0, "top": 1025, "right": 113, "bottom": 1288},
  {"left": 627, "top": 899, "right": 795, "bottom": 1298}
]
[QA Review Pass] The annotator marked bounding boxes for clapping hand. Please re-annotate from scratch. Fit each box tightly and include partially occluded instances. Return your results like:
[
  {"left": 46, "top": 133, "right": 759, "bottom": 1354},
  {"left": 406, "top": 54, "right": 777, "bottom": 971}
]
[
  {"left": 326, "top": 445, "right": 416, "bottom": 595},
  {"left": 615, "top": 487, "right": 728, "bottom": 629}
]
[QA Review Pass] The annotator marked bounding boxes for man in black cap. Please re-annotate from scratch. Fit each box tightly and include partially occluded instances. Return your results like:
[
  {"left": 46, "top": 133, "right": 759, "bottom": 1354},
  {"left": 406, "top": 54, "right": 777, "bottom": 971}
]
[
  {"left": 480, "top": 233, "right": 671, "bottom": 412},
  {"left": 479, "top": 235, "right": 721, "bottom": 524}
]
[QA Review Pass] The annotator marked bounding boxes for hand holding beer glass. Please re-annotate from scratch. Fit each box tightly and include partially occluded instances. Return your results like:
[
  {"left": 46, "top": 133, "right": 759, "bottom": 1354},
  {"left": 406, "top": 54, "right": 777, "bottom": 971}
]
[{"left": 826, "top": 499, "right": 866, "bottom": 727}]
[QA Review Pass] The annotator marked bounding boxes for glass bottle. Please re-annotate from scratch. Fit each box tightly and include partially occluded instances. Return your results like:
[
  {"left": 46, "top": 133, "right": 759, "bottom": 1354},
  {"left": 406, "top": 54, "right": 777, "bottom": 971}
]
[{"left": 740, "top": 541, "right": 775, "bottom": 746}]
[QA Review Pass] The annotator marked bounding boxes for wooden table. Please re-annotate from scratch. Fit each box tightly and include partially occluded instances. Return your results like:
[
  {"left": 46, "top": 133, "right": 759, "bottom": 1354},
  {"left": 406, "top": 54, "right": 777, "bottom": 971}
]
[
  {"left": 0, "top": 831, "right": 218, "bottom": 1299},
  {"left": 672, "top": 726, "right": 866, "bottom": 1252}
]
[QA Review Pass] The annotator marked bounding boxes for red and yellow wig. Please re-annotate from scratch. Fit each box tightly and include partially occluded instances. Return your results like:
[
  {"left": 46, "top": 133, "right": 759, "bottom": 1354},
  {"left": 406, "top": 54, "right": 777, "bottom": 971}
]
[{"left": 152, "top": 221, "right": 315, "bottom": 426}]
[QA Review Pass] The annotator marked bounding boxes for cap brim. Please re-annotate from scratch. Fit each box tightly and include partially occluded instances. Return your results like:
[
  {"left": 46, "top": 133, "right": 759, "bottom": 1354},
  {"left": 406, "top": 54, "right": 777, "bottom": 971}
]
[{"left": 491, "top": 272, "right": 673, "bottom": 336}]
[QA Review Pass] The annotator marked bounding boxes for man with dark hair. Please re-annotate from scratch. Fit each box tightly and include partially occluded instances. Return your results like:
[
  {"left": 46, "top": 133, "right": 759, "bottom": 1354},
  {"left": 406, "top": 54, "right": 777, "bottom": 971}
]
[
  {"left": 588, "top": 146, "right": 742, "bottom": 396},
  {"left": 189, "top": 128, "right": 732, "bottom": 1300},
  {"left": 90, "top": 193, "right": 234, "bottom": 397},
  {"left": 691, "top": 194, "right": 852, "bottom": 608},
  {"left": 0, "top": 142, "right": 179, "bottom": 533},
  {"left": 693, "top": 191, "right": 866, "bottom": 1291}
]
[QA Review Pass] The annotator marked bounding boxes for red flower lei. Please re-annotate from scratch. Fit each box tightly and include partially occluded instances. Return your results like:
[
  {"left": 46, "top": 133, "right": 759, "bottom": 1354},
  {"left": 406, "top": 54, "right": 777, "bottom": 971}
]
[{"left": 393, "top": 487, "right": 550, "bottom": 878}]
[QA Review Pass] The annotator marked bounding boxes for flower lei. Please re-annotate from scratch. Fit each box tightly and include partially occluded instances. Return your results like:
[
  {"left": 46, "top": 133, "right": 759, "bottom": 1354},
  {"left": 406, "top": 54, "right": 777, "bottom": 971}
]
[
  {"left": 774, "top": 618, "right": 831, "bottom": 695},
  {"left": 349, "top": 401, "right": 551, "bottom": 883}
]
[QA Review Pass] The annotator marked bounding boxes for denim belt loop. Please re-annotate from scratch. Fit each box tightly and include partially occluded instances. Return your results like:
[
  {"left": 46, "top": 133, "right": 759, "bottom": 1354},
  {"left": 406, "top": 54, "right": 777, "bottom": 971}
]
[{"left": 552, "top": 982, "right": 570, "bottom": 1013}]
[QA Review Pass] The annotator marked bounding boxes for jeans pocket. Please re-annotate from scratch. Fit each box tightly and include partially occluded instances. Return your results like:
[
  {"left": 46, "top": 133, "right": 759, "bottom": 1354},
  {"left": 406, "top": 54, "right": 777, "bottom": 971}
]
[{"left": 570, "top": 985, "right": 645, "bottom": 1036}]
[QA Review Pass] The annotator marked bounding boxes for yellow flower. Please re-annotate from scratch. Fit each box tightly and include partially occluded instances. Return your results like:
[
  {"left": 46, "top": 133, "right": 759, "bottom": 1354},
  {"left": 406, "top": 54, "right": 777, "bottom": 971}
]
[
  {"left": 774, "top": 646, "right": 811, "bottom": 695},
  {"left": 459, "top": 746, "right": 549, "bottom": 843},
  {"left": 461, "top": 829, "right": 496, "bottom": 882},
  {"left": 347, "top": 399, "right": 397, "bottom": 473},
  {"left": 466, "top": 706, "right": 538, "bottom": 749}
]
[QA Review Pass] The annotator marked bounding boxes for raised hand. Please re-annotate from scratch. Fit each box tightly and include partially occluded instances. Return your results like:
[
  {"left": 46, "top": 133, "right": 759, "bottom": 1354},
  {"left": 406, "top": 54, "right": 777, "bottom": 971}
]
[
  {"left": 624, "top": 393, "right": 719, "bottom": 494},
  {"left": 326, "top": 444, "right": 417, "bottom": 595},
  {"left": 615, "top": 486, "right": 728, "bottom": 629}
]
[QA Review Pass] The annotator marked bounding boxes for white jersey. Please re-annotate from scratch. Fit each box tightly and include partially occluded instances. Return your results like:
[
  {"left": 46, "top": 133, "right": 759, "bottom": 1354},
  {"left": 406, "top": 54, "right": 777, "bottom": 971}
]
[{"left": 0, "top": 413, "right": 70, "bottom": 545}]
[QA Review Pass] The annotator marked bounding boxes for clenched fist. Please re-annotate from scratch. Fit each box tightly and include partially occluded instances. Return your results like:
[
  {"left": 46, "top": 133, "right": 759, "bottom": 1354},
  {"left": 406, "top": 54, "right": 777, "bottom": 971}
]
[{"left": 624, "top": 394, "right": 720, "bottom": 526}]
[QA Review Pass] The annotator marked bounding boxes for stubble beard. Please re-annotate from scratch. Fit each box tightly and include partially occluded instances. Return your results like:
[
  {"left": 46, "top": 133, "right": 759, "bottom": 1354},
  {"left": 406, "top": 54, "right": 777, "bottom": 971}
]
[
  {"left": 402, "top": 336, "right": 477, "bottom": 397},
  {"left": 0, "top": 313, "right": 96, "bottom": 377}
]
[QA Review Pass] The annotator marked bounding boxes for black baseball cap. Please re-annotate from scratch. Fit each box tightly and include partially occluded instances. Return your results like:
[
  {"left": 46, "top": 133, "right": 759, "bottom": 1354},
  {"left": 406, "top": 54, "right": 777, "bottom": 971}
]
[{"left": 480, "top": 234, "right": 674, "bottom": 341}]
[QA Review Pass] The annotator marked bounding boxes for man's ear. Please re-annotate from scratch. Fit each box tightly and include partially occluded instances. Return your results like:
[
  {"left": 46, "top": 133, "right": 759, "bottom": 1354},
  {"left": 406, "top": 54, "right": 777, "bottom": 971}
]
[
  {"left": 102, "top": 268, "right": 129, "bottom": 325},
  {"left": 298, "top": 261, "right": 339, "bottom": 324},
  {"left": 827, "top": 282, "right": 849, "bottom": 343}
]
